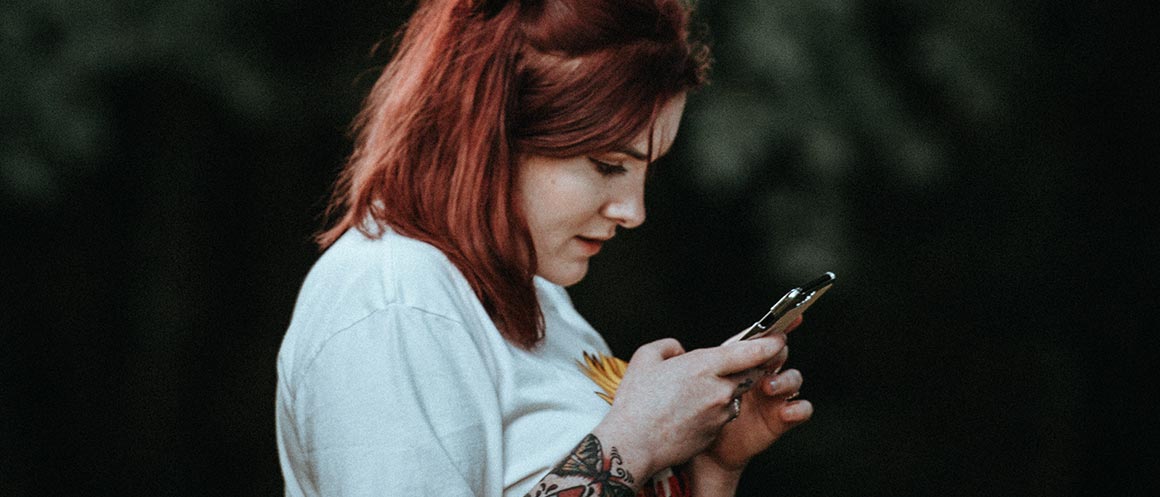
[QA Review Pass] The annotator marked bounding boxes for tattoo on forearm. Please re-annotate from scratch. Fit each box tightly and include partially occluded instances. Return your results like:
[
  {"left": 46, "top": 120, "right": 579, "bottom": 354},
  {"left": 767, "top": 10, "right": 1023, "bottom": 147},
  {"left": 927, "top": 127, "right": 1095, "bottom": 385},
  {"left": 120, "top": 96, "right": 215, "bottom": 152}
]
[{"left": 525, "top": 433, "right": 637, "bottom": 497}]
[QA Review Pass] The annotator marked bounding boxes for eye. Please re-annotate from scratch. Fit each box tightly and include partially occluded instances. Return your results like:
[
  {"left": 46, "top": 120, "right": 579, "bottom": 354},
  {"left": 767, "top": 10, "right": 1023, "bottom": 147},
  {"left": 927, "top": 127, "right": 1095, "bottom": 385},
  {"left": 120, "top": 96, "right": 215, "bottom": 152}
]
[{"left": 588, "top": 157, "right": 628, "bottom": 176}]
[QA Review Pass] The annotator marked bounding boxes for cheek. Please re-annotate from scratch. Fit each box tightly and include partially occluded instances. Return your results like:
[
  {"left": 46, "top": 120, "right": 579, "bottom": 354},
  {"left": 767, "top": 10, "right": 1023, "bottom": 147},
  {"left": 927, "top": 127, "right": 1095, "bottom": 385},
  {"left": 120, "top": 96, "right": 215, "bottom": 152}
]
[
  {"left": 516, "top": 157, "right": 605, "bottom": 250},
  {"left": 526, "top": 201, "right": 584, "bottom": 256},
  {"left": 524, "top": 208, "right": 551, "bottom": 249},
  {"left": 530, "top": 179, "right": 591, "bottom": 220},
  {"left": 521, "top": 193, "right": 566, "bottom": 252}
]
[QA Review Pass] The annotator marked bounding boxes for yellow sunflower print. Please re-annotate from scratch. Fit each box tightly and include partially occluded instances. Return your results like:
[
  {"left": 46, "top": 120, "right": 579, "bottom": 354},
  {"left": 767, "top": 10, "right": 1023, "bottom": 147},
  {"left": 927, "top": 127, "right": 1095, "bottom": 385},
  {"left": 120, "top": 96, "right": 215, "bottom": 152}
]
[{"left": 577, "top": 351, "right": 628, "bottom": 405}]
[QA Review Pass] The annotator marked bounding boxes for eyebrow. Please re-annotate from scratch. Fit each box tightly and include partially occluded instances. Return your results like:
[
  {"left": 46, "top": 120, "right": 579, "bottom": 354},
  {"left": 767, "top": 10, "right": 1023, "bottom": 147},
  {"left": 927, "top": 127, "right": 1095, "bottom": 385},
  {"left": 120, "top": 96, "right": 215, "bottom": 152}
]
[{"left": 613, "top": 146, "right": 651, "bottom": 162}]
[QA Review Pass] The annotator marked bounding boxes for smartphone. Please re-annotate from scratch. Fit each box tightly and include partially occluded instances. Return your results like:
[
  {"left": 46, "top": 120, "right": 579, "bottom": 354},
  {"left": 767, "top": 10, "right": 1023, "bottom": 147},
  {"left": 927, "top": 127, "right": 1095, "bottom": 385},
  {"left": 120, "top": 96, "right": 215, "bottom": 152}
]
[
  {"left": 727, "top": 272, "right": 835, "bottom": 397},
  {"left": 738, "top": 272, "right": 836, "bottom": 341}
]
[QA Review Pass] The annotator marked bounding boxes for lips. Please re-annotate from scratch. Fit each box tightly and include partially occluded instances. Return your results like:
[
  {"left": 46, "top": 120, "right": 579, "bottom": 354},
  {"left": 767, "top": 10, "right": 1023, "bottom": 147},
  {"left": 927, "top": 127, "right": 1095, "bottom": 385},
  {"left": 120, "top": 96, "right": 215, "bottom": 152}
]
[{"left": 575, "top": 235, "right": 609, "bottom": 255}]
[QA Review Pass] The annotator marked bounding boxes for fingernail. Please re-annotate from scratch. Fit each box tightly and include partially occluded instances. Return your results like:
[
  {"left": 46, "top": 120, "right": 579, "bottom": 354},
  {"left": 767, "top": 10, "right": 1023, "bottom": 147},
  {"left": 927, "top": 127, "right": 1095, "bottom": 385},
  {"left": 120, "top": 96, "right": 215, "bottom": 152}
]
[{"left": 784, "top": 402, "right": 810, "bottom": 418}]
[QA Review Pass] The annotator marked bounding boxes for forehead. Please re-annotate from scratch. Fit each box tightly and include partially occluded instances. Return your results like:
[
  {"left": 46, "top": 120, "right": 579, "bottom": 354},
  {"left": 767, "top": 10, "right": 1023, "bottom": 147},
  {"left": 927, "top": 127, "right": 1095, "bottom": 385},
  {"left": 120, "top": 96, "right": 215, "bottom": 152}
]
[{"left": 622, "top": 93, "right": 687, "bottom": 161}]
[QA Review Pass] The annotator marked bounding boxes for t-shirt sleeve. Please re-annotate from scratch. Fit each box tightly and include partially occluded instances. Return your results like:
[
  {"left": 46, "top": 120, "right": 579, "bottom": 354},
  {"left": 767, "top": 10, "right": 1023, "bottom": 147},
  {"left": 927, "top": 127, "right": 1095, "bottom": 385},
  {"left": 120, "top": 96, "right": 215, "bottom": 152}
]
[{"left": 279, "top": 305, "right": 505, "bottom": 497}]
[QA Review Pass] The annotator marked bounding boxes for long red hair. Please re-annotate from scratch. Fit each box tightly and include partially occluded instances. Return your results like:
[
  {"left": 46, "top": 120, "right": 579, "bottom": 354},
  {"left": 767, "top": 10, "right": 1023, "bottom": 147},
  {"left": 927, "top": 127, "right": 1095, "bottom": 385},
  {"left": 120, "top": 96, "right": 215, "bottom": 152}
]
[{"left": 319, "top": 0, "right": 710, "bottom": 348}]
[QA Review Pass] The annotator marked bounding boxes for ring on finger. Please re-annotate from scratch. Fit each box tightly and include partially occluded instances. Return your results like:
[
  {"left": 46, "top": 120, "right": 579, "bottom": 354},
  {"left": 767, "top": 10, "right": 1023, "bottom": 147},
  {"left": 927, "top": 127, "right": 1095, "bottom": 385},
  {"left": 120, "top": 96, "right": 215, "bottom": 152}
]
[{"left": 727, "top": 397, "right": 742, "bottom": 421}]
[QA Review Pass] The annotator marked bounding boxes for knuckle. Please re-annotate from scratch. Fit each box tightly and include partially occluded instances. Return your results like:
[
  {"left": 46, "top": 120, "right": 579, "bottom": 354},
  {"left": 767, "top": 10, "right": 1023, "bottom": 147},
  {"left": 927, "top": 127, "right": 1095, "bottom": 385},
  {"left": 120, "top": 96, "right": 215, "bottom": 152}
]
[
  {"left": 650, "top": 337, "right": 682, "bottom": 352},
  {"left": 760, "top": 336, "right": 785, "bottom": 355},
  {"left": 629, "top": 347, "right": 649, "bottom": 361},
  {"left": 731, "top": 342, "right": 765, "bottom": 363},
  {"left": 711, "top": 389, "right": 735, "bottom": 407},
  {"left": 640, "top": 338, "right": 673, "bottom": 353},
  {"left": 688, "top": 352, "right": 715, "bottom": 375}
]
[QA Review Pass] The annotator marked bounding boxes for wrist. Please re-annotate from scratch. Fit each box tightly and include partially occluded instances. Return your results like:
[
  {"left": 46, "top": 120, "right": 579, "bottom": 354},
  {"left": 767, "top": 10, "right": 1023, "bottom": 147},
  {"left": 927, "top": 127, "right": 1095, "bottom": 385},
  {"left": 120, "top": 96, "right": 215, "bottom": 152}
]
[
  {"left": 686, "top": 454, "right": 744, "bottom": 497},
  {"left": 590, "top": 420, "right": 661, "bottom": 486}
]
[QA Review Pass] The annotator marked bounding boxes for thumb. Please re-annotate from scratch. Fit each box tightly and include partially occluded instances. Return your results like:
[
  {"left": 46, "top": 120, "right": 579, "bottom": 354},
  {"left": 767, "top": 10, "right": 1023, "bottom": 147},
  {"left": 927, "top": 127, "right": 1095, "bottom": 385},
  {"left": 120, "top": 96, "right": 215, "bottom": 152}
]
[{"left": 630, "top": 338, "right": 686, "bottom": 366}]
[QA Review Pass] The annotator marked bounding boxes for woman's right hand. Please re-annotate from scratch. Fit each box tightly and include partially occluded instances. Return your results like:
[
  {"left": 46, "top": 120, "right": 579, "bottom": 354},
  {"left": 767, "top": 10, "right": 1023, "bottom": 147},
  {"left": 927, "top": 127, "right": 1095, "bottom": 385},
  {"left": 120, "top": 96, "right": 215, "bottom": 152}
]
[{"left": 589, "top": 335, "right": 787, "bottom": 481}]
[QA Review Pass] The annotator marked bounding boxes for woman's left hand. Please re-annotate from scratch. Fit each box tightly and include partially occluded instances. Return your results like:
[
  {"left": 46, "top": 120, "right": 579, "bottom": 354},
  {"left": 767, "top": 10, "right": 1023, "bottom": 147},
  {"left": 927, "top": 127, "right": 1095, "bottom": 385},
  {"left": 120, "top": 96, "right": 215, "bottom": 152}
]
[
  {"left": 687, "top": 318, "right": 814, "bottom": 484},
  {"left": 682, "top": 363, "right": 813, "bottom": 496},
  {"left": 699, "top": 367, "right": 813, "bottom": 472}
]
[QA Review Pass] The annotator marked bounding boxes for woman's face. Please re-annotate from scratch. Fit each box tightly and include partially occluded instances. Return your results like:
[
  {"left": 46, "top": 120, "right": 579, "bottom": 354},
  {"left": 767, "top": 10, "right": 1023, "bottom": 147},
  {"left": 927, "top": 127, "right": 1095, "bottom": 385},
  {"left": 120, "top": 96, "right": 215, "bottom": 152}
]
[{"left": 517, "top": 93, "right": 687, "bottom": 287}]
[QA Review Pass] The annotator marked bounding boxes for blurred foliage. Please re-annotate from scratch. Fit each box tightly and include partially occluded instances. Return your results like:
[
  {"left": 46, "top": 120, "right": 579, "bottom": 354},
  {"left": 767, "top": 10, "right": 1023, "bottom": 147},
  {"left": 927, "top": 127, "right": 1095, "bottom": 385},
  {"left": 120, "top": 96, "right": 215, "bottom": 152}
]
[
  {"left": 0, "top": 0, "right": 278, "bottom": 205},
  {"left": 684, "top": 0, "right": 1031, "bottom": 282},
  {"left": 2, "top": 1, "right": 403, "bottom": 495}
]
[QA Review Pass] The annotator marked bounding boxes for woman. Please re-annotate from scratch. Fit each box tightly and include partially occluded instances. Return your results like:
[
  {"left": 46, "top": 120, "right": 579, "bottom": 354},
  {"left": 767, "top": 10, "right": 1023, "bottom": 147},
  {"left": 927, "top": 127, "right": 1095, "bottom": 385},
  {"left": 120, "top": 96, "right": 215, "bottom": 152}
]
[{"left": 276, "top": 0, "right": 814, "bottom": 496}]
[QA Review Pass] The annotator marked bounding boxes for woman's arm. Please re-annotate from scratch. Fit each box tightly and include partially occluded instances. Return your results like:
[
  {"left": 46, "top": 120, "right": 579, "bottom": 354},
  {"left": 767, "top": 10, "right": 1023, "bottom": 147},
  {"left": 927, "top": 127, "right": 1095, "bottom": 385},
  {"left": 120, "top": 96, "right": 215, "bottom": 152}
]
[
  {"left": 524, "top": 337, "right": 790, "bottom": 497},
  {"left": 524, "top": 433, "right": 640, "bottom": 497}
]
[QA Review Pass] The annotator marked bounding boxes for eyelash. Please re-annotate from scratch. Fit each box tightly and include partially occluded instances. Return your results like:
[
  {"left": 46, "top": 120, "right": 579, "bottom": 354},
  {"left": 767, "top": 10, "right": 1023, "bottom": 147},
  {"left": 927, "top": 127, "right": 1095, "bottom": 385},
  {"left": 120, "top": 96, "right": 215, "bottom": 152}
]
[{"left": 589, "top": 158, "right": 628, "bottom": 176}]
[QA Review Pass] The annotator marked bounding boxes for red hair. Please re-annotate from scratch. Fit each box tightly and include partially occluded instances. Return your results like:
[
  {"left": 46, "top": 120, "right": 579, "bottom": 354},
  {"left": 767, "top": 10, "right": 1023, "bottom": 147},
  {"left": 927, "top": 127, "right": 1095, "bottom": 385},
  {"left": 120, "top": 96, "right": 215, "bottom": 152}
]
[{"left": 319, "top": 0, "right": 710, "bottom": 348}]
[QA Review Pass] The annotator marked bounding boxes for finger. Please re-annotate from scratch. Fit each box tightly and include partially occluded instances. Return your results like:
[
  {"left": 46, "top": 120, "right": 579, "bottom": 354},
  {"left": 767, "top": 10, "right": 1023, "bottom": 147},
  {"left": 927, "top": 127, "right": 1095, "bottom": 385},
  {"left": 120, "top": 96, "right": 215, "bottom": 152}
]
[
  {"left": 755, "top": 339, "right": 789, "bottom": 375},
  {"left": 767, "top": 343, "right": 789, "bottom": 374},
  {"left": 784, "top": 315, "right": 804, "bottom": 334},
  {"left": 763, "top": 369, "right": 803, "bottom": 397},
  {"left": 631, "top": 338, "right": 685, "bottom": 365},
  {"left": 779, "top": 399, "right": 813, "bottom": 424},
  {"left": 710, "top": 336, "right": 785, "bottom": 376}
]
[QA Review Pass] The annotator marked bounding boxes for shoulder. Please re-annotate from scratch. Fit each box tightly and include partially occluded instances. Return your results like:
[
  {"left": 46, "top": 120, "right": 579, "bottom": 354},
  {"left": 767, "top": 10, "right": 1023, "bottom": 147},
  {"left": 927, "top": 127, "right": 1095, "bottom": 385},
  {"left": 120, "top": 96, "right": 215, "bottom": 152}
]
[
  {"left": 299, "top": 227, "right": 477, "bottom": 321},
  {"left": 278, "top": 228, "right": 502, "bottom": 385}
]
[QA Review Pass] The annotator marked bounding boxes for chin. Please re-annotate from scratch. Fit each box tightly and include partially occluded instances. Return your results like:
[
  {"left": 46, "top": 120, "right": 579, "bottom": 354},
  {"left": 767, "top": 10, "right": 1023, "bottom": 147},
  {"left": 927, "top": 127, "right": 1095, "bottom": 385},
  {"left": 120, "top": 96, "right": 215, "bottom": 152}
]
[{"left": 541, "top": 263, "right": 589, "bottom": 287}]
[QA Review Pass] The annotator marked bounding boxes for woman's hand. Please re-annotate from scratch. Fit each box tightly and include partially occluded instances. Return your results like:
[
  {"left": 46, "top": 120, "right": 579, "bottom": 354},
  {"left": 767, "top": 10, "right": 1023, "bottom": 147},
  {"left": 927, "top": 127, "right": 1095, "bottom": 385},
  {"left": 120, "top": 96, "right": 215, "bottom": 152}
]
[
  {"left": 702, "top": 366, "right": 813, "bottom": 469},
  {"left": 589, "top": 335, "right": 787, "bottom": 482},
  {"left": 685, "top": 317, "right": 814, "bottom": 495},
  {"left": 681, "top": 365, "right": 813, "bottom": 496}
]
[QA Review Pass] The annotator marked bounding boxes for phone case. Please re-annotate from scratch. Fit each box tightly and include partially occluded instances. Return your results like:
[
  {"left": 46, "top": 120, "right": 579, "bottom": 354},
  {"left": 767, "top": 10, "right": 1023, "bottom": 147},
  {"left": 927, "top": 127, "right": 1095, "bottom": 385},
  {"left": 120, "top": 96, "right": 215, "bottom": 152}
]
[{"left": 737, "top": 272, "right": 835, "bottom": 341}]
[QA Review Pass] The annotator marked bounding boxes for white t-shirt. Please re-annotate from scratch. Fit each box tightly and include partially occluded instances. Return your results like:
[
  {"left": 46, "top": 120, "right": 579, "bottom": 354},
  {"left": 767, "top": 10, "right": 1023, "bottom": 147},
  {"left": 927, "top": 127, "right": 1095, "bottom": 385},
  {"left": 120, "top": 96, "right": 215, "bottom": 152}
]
[{"left": 276, "top": 227, "right": 615, "bottom": 497}]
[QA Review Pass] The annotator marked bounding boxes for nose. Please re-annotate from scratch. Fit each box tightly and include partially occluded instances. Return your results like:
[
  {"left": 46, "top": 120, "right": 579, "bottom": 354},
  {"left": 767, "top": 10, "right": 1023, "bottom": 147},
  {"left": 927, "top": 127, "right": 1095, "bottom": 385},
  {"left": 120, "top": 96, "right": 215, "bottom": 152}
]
[{"left": 601, "top": 180, "right": 646, "bottom": 229}]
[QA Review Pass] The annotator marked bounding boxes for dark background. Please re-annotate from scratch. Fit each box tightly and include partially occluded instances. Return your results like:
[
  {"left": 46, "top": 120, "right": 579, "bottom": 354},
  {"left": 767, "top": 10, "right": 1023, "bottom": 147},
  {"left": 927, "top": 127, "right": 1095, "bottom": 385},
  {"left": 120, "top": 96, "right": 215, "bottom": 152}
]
[{"left": 2, "top": 1, "right": 1156, "bottom": 495}]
